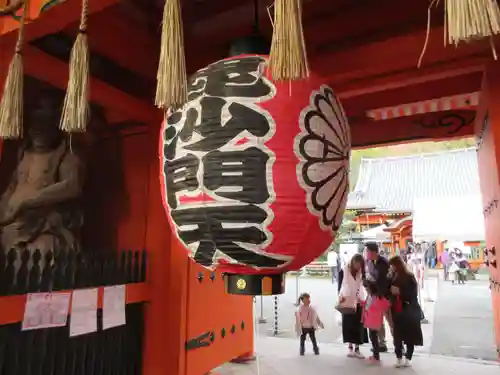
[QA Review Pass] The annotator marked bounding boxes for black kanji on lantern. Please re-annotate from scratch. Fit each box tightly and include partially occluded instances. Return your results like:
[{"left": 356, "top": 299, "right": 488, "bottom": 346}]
[
  {"left": 166, "top": 97, "right": 271, "bottom": 154},
  {"left": 162, "top": 56, "right": 282, "bottom": 269},
  {"left": 171, "top": 205, "right": 283, "bottom": 268},
  {"left": 187, "top": 57, "right": 273, "bottom": 101}
]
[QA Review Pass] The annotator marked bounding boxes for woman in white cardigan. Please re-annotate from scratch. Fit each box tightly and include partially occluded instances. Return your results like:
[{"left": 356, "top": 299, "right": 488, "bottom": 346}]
[{"left": 338, "top": 253, "right": 369, "bottom": 358}]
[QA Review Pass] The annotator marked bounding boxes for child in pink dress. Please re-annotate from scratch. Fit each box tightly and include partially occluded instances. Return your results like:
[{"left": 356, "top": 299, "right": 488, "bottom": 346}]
[
  {"left": 295, "top": 293, "right": 324, "bottom": 356},
  {"left": 362, "top": 283, "right": 391, "bottom": 364}
]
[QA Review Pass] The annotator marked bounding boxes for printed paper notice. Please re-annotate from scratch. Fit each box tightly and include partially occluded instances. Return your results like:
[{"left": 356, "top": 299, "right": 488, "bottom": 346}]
[
  {"left": 70, "top": 288, "right": 98, "bottom": 337},
  {"left": 22, "top": 292, "right": 71, "bottom": 331},
  {"left": 103, "top": 285, "right": 126, "bottom": 330}
]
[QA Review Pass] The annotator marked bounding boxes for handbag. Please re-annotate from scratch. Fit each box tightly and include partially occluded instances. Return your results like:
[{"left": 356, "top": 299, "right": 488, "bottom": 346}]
[{"left": 335, "top": 301, "right": 357, "bottom": 315}]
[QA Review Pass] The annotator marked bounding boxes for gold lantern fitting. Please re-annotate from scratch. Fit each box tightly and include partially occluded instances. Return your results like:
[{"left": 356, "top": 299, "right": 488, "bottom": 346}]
[{"left": 224, "top": 273, "right": 286, "bottom": 296}]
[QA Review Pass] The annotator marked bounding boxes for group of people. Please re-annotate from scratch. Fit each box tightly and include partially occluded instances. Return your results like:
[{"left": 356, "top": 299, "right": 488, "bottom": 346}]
[
  {"left": 440, "top": 247, "right": 471, "bottom": 284},
  {"left": 296, "top": 242, "right": 423, "bottom": 368}
]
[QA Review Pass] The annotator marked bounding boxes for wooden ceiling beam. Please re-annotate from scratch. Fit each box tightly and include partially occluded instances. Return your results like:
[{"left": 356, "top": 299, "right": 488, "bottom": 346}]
[
  {"left": 313, "top": 26, "right": 492, "bottom": 85},
  {"left": 307, "top": 0, "right": 433, "bottom": 53},
  {"left": 1, "top": 0, "right": 119, "bottom": 43},
  {"left": 188, "top": 0, "right": 271, "bottom": 38},
  {"left": 64, "top": 6, "right": 159, "bottom": 80},
  {"left": 342, "top": 72, "right": 483, "bottom": 116},
  {"left": 336, "top": 56, "right": 486, "bottom": 99},
  {"left": 350, "top": 109, "right": 476, "bottom": 148},
  {"left": 22, "top": 46, "right": 160, "bottom": 125}
]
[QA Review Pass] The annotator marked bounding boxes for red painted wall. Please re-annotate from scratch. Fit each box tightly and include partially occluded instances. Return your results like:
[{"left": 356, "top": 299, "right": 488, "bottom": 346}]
[
  {"left": 0, "top": 123, "right": 253, "bottom": 375},
  {"left": 89, "top": 125, "right": 253, "bottom": 375}
]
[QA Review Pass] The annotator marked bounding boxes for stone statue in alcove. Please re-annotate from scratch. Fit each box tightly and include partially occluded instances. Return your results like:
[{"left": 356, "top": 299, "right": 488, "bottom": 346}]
[{"left": 0, "top": 97, "right": 85, "bottom": 256}]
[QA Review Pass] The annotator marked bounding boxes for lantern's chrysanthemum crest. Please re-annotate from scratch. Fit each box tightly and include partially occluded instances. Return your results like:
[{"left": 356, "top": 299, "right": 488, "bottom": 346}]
[{"left": 295, "top": 85, "right": 351, "bottom": 232}]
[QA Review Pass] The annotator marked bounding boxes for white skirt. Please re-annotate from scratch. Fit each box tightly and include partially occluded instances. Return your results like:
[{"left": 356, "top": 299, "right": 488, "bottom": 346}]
[{"left": 448, "top": 263, "right": 459, "bottom": 273}]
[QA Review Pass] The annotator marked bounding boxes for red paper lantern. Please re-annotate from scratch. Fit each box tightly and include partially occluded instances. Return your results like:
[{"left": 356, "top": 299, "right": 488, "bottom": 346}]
[{"left": 160, "top": 55, "right": 350, "bottom": 295}]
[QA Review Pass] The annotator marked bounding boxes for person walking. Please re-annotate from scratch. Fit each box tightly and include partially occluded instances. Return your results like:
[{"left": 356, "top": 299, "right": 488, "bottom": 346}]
[
  {"left": 440, "top": 248, "right": 451, "bottom": 281},
  {"left": 364, "top": 242, "right": 392, "bottom": 353},
  {"left": 327, "top": 249, "right": 339, "bottom": 284},
  {"left": 338, "top": 254, "right": 369, "bottom": 358},
  {"left": 388, "top": 256, "right": 424, "bottom": 368}
]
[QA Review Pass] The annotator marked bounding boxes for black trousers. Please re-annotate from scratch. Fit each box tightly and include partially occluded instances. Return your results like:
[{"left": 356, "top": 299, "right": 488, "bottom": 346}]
[
  {"left": 369, "top": 329, "right": 380, "bottom": 360},
  {"left": 395, "top": 339, "right": 414, "bottom": 360},
  {"left": 300, "top": 328, "right": 318, "bottom": 353}
]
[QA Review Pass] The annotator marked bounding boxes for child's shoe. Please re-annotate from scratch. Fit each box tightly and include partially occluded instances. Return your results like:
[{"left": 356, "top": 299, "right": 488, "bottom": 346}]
[
  {"left": 366, "top": 356, "right": 380, "bottom": 365},
  {"left": 313, "top": 347, "right": 319, "bottom": 355},
  {"left": 402, "top": 358, "right": 411, "bottom": 367}
]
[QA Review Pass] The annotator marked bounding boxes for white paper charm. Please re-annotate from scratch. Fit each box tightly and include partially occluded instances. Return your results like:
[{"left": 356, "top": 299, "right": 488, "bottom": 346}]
[
  {"left": 103, "top": 285, "right": 126, "bottom": 330},
  {"left": 22, "top": 292, "right": 71, "bottom": 331}
]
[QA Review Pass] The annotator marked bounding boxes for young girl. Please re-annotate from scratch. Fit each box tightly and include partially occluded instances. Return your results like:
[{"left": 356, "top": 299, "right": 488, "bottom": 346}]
[
  {"left": 295, "top": 293, "right": 323, "bottom": 356},
  {"left": 362, "top": 283, "right": 391, "bottom": 364}
]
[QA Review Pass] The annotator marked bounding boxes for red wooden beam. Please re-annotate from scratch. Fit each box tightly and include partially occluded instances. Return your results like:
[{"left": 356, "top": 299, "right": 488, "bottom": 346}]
[
  {"left": 336, "top": 56, "right": 486, "bottom": 99},
  {"left": 342, "top": 72, "right": 482, "bottom": 116},
  {"left": 1, "top": 0, "right": 119, "bottom": 43},
  {"left": 312, "top": 26, "right": 492, "bottom": 85},
  {"left": 0, "top": 282, "right": 149, "bottom": 325},
  {"left": 22, "top": 46, "right": 160, "bottom": 125},
  {"left": 351, "top": 109, "right": 476, "bottom": 148},
  {"left": 65, "top": 6, "right": 159, "bottom": 80},
  {"left": 306, "top": 0, "right": 433, "bottom": 51},
  {"left": 189, "top": 0, "right": 271, "bottom": 38}
]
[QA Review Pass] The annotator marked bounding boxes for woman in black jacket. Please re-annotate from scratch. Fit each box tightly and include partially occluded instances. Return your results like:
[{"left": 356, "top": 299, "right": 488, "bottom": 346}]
[{"left": 388, "top": 256, "right": 423, "bottom": 368}]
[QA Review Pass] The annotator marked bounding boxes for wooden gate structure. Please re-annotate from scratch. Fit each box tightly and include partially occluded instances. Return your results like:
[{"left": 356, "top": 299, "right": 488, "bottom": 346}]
[{"left": 1, "top": 0, "right": 500, "bottom": 373}]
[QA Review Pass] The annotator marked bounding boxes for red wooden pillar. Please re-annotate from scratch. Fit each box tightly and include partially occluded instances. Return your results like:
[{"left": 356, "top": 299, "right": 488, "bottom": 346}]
[
  {"left": 475, "top": 61, "right": 500, "bottom": 359},
  {"left": 142, "top": 122, "right": 188, "bottom": 375}
]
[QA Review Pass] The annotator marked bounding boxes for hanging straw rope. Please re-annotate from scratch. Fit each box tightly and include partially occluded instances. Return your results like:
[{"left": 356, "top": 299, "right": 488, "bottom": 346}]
[
  {"left": 0, "top": 3, "right": 26, "bottom": 139},
  {"left": 268, "top": 0, "right": 309, "bottom": 81},
  {"left": 155, "top": 0, "right": 188, "bottom": 111},
  {"left": 445, "top": 0, "right": 500, "bottom": 46},
  {"left": 59, "top": 0, "right": 90, "bottom": 133},
  {"left": 418, "top": 0, "right": 500, "bottom": 67}
]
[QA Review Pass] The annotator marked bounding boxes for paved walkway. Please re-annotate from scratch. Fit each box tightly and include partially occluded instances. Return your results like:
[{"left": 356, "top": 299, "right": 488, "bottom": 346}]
[
  {"left": 431, "top": 277, "right": 496, "bottom": 360},
  {"left": 255, "top": 275, "right": 438, "bottom": 350},
  {"left": 255, "top": 273, "right": 497, "bottom": 360},
  {"left": 214, "top": 337, "right": 499, "bottom": 375}
]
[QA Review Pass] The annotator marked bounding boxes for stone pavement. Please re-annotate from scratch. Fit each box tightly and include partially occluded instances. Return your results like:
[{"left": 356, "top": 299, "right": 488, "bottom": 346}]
[
  {"left": 214, "top": 337, "right": 499, "bottom": 375},
  {"left": 255, "top": 274, "right": 439, "bottom": 351},
  {"left": 431, "top": 276, "right": 496, "bottom": 361},
  {"left": 255, "top": 273, "right": 497, "bottom": 360}
]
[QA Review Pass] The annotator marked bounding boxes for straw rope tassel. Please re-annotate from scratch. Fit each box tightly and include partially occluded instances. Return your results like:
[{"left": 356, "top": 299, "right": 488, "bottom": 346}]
[
  {"left": 0, "top": 4, "right": 26, "bottom": 139},
  {"left": 445, "top": 0, "right": 500, "bottom": 47},
  {"left": 155, "top": 0, "right": 187, "bottom": 111},
  {"left": 59, "top": 0, "right": 90, "bottom": 133},
  {"left": 268, "top": 0, "right": 309, "bottom": 81}
]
